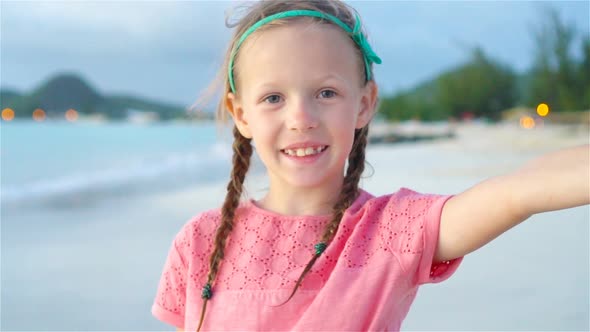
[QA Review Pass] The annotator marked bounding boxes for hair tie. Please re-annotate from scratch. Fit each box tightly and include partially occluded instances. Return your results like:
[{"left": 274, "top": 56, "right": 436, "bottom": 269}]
[
  {"left": 314, "top": 242, "right": 327, "bottom": 255},
  {"left": 228, "top": 9, "right": 382, "bottom": 93},
  {"left": 201, "top": 283, "right": 213, "bottom": 300}
]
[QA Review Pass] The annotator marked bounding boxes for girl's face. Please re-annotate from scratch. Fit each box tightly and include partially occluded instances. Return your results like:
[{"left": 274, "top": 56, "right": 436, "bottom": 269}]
[{"left": 227, "top": 21, "right": 377, "bottom": 195}]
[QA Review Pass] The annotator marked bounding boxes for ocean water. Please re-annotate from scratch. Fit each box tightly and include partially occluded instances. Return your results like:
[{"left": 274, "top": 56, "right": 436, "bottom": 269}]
[
  {"left": 1, "top": 120, "right": 233, "bottom": 209},
  {"left": 1, "top": 121, "right": 588, "bottom": 330}
]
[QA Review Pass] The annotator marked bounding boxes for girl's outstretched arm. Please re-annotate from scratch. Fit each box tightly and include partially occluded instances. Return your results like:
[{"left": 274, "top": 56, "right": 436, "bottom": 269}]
[{"left": 435, "top": 144, "right": 590, "bottom": 262}]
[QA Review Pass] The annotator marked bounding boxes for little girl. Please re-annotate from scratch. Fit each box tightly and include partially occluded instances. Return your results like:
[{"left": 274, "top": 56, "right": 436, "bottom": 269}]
[{"left": 152, "top": 1, "right": 589, "bottom": 331}]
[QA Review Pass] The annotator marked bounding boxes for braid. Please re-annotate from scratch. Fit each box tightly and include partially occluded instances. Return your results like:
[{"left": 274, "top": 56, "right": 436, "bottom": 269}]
[
  {"left": 197, "top": 126, "right": 252, "bottom": 331},
  {"left": 279, "top": 125, "right": 370, "bottom": 304}
]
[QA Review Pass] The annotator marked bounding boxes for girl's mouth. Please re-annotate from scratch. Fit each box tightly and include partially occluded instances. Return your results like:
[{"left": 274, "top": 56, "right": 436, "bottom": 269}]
[{"left": 281, "top": 145, "right": 328, "bottom": 157}]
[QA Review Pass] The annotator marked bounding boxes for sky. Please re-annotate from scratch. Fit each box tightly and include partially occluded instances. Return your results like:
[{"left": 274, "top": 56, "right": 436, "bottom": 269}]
[{"left": 1, "top": 1, "right": 588, "bottom": 107}]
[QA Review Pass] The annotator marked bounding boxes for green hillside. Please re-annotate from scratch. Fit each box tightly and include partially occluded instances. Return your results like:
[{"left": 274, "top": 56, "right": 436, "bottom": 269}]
[{"left": 0, "top": 72, "right": 191, "bottom": 121}]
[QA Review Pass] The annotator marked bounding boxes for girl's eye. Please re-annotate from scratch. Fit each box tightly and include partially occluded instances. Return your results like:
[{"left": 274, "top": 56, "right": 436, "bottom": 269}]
[
  {"left": 263, "top": 95, "right": 282, "bottom": 104},
  {"left": 319, "top": 90, "right": 336, "bottom": 99}
]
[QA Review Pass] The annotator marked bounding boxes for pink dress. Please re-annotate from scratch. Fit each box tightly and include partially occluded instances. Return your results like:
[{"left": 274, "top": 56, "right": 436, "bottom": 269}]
[{"left": 152, "top": 188, "right": 462, "bottom": 331}]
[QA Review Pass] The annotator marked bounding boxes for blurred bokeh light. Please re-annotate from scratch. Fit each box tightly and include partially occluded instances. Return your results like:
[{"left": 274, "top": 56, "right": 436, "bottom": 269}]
[
  {"left": 65, "top": 109, "right": 79, "bottom": 122},
  {"left": 520, "top": 115, "right": 536, "bottom": 129},
  {"left": 2, "top": 107, "right": 15, "bottom": 121},
  {"left": 32, "top": 108, "right": 46, "bottom": 122},
  {"left": 536, "top": 103, "right": 550, "bottom": 117}
]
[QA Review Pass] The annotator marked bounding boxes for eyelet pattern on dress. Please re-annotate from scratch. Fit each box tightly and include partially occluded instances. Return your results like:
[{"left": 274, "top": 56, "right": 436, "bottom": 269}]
[{"left": 155, "top": 189, "right": 452, "bottom": 315}]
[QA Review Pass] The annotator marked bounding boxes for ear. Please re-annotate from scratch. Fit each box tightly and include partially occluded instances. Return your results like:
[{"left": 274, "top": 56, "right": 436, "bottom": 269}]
[
  {"left": 226, "top": 92, "right": 252, "bottom": 138},
  {"left": 355, "top": 80, "right": 378, "bottom": 129}
]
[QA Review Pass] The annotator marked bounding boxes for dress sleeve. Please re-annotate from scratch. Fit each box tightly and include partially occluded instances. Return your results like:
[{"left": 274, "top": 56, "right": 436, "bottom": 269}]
[
  {"left": 415, "top": 191, "right": 462, "bottom": 285},
  {"left": 383, "top": 188, "right": 462, "bottom": 285},
  {"left": 151, "top": 223, "right": 191, "bottom": 328}
]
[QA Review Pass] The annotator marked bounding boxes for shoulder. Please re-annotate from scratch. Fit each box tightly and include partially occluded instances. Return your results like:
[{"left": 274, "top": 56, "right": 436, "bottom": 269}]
[
  {"left": 355, "top": 187, "right": 450, "bottom": 217},
  {"left": 352, "top": 188, "right": 452, "bottom": 250},
  {"left": 384, "top": 187, "right": 443, "bottom": 202},
  {"left": 172, "top": 201, "right": 257, "bottom": 252},
  {"left": 176, "top": 208, "right": 222, "bottom": 239},
  {"left": 187, "top": 207, "right": 223, "bottom": 230},
  {"left": 168, "top": 207, "right": 223, "bottom": 261}
]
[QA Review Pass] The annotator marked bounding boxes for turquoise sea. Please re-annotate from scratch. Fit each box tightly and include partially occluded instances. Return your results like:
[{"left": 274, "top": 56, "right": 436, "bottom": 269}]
[{"left": 1, "top": 120, "right": 231, "bottom": 209}]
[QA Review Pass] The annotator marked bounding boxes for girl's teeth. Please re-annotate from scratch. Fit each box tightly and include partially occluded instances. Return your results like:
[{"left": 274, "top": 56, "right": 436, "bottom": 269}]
[{"left": 285, "top": 146, "right": 325, "bottom": 157}]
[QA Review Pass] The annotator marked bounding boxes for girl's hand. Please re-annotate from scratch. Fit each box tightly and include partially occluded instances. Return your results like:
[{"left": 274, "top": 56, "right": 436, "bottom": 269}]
[{"left": 435, "top": 144, "right": 590, "bottom": 262}]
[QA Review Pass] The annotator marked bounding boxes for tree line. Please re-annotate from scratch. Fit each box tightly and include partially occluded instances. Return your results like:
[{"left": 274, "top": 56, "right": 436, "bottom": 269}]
[{"left": 379, "top": 7, "right": 590, "bottom": 122}]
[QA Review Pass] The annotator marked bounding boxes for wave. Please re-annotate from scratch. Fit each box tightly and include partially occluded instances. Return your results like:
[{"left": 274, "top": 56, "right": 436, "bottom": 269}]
[{"left": 1, "top": 141, "right": 233, "bottom": 206}]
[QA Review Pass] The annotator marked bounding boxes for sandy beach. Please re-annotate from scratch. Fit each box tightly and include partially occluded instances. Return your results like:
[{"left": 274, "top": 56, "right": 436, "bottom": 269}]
[{"left": 2, "top": 121, "right": 588, "bottom": 330}]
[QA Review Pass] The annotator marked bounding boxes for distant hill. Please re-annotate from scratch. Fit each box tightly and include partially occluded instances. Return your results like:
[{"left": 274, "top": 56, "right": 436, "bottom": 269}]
[
  {"left": 0, "top": 72, "right": 205, "bottom": 121},
  {"left": 0, "top": 89, "right": 23, "bottom": 106},
  {"left": 381, "top": 69, "right": 528, "bottom": 107},
  {"left": 31, "top": 74, "right": 102, "bottom": 111},
  {"left": 378, "top": 55, "right": 528, "bottom": 122}
]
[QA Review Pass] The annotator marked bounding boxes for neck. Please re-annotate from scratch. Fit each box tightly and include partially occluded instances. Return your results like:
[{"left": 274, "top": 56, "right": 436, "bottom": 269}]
[{"left": 259, "top": 179, "right": 344, "bottom": 216}]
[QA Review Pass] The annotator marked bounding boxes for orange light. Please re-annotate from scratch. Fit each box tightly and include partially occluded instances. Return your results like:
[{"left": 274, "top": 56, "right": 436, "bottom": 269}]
[
  {"left": 32, "top": 108, "right": 46, "bottom": 122},
  {"left": 536, "top": 103, "right": 550, "bottom": 117},
  {"left": 65, "top": 109, "right": 78, "bottom": 122},
  {"left": 2, "top": 108, "right": 15, "bottom": 121},
  {"left": 520, "top": 116, "right": 535, "bottom": 129}
]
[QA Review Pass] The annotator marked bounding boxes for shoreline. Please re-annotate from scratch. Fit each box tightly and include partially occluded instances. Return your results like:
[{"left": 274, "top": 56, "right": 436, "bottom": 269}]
[{"left": 369, "top": 119, "right": 588, "bottom": 147}]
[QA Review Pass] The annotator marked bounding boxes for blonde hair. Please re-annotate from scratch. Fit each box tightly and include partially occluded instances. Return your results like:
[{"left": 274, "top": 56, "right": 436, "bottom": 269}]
[{"left": 195, "top": 1, "right": 376, "bottom": 330}]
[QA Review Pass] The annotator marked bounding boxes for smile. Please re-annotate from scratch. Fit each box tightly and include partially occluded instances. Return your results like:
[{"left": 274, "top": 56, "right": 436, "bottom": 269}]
[{"left": 281, "top": 146, "right": 328, "bottom": 157}]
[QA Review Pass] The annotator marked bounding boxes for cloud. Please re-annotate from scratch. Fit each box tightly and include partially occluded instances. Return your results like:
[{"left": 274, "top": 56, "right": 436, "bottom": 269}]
[
  {"left": 2, "top": 1, "right": 231, "bottom": 57},
  {"left": 1, "top": 0, "right": 588, "bottom": 104}
]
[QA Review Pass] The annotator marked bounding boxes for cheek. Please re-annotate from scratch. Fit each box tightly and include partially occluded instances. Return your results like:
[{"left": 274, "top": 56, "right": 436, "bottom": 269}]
[
  {"left": 330, "top": 126, "right": 355, "bottom": 151},
  {"left": 332, "top": 110, "right": 359, "bottom": 150},
  {"left": 248, "top": 121, "right": 278, "bottom": 151},
  {"left": 332, "top": 107, "right": 359, "bottom": 131}
]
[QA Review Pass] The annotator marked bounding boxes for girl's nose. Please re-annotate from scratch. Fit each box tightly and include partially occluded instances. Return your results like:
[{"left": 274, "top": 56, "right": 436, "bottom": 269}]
[{"left": 286, "top": 98, "right": 319, "bottom": 132}]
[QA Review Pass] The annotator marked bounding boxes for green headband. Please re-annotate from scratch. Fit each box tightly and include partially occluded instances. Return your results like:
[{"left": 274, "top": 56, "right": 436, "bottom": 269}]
[{"left": 227, "top": 9, "right": 382, "bottom": 93}]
